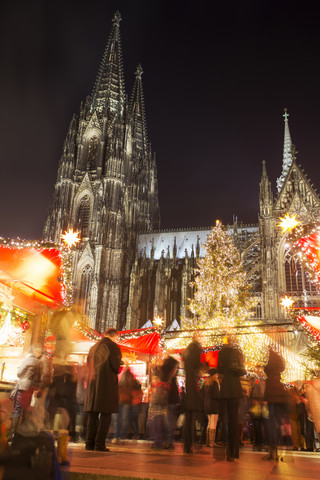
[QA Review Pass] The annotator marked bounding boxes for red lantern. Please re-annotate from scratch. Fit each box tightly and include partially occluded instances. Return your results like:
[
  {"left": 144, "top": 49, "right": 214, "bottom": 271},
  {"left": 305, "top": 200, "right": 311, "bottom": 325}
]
[{"left": 21, "top": 321, "right": 30, "bottom": 331}]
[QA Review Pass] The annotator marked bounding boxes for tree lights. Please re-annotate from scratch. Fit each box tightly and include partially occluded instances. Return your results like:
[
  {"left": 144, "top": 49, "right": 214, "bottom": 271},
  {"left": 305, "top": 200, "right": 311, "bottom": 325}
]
[{"left": 187, "top": 220, "right": 258, "bottom": 333}]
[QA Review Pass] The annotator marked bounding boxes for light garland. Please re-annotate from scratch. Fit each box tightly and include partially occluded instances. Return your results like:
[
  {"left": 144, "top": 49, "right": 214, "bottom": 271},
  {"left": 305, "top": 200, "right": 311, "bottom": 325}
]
[
  {"left": 73, "top": 320, "right": 102, "bottom": 342},
  {"left": 285, "top": 222, "right": 320, "bottom": 287},
  {"left": 277, "top": 219, "right": 320, "bottom": 375}
]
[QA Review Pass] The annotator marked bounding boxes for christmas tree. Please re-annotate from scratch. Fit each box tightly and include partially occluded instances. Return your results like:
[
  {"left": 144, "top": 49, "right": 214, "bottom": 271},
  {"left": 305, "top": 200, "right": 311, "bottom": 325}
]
[{"left": 187, "top": 221, "right": 257, "bottom": 334}]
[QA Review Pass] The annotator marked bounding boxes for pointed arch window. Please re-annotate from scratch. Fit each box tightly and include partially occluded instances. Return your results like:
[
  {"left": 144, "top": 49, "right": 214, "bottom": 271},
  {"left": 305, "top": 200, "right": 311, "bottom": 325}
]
[
  {"left": 87, "top": 136, "right": 98, "bottom": 168},
  {"left": 79, "top": 265, "right": 93, "bottom": 316},
  {"left": 284, "top": 247, "right": 317, "bottom": 293},
  {"left": 77, "top": 195, "right": 91, "bottom": 237}
]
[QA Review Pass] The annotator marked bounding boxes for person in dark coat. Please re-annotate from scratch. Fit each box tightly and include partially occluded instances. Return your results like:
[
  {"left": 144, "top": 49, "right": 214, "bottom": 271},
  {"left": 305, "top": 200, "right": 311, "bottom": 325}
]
[
  {"left": 201, "top": 367, "right": 221, "bottom": 446},
  {"left": 161, "top": 356, "right": 179, "bottom": 449},
  {"left": 263, "top": 348, "right": 288, "bottom": 461},
  {"left": 47, "top": 359, "right": 77, "bottom": 441},
  {"left": 84, "top": 327, "right": 122, "bottom": 452},
  {"left": 217, "top": 339, "right": 246, "bottom": 462},
  {"left": 182, "top": 334, "right": 203, "bottom": 454}
]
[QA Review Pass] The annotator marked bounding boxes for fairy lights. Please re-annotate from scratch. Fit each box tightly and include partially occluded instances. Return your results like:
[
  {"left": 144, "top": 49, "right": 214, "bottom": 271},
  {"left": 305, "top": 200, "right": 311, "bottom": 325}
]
[{"left": 188, "top": 221, "right": 258, "bottom": 331}]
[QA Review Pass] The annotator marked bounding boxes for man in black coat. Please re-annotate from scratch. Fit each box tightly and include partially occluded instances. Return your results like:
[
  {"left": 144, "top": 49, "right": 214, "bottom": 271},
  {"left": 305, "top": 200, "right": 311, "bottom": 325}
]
[
  {"left": 84, "top": 327, "right": 122, "bottom": 452},
  {"left": 217, "top": 339, "right": 246, "bottom": 462},
  {"left": 182, "top": 334, "right": 203, "bottom": 454}
]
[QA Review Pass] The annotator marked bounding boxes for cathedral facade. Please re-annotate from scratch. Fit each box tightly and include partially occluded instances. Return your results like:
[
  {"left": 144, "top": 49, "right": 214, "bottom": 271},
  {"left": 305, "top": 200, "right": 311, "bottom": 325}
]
[{"left": 44, "top": 13, "right": 320, "bottom": 332}]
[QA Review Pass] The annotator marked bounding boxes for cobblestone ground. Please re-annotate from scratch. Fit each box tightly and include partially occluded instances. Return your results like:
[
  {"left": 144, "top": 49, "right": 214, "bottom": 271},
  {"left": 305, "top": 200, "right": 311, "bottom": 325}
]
[{"left": 61, "top": 440, "right": 320, "bottom": 480}]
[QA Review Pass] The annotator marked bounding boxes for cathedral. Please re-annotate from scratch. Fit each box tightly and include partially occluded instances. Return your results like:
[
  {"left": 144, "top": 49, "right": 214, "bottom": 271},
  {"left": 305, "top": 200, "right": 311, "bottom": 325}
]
[{"left": 44, "top": 12, "right": 320, "bottom": 333}]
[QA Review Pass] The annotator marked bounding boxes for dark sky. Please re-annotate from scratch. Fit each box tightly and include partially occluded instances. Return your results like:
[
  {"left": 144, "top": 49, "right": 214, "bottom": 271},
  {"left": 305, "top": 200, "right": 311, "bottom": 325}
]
[{"left": 1, "top": 0, "right": 320, "bottom": 239}]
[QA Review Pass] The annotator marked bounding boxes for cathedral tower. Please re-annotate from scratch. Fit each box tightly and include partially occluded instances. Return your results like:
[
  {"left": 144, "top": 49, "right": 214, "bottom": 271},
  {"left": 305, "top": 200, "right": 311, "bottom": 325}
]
[
  {"left": 44, "top": 12, "right": 160, "bottom": 330},
  {"left": 259, "top": 109, "right": 320, "bottom": 320}
]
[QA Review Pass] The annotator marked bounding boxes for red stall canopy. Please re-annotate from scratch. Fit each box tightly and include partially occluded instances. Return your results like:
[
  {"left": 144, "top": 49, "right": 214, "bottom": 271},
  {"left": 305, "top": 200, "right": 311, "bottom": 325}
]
[
  {"left": 0, "top": 244, "right": 66, "bottom": 313},
  {"left": 118, "top": 328, "right": 162, "bottom": 355}
]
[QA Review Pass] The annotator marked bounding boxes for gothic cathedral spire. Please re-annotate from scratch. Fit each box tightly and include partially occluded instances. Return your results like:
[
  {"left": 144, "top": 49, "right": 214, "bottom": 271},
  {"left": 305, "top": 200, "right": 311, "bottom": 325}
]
[
  {"left": 90, "top": 11, "right": 125, "bottom": 115},
  {"left": 259, "top": 160, "right": 273, "bottom": 217},
  {"left": 276, "top": 108, "right": 293, "bottom": 192},
  {"left": 129, "top": 64, "right": 148, "bottom": 155},
  {"left": 44, "top": 12, "right": 160, "bottom": 331}
]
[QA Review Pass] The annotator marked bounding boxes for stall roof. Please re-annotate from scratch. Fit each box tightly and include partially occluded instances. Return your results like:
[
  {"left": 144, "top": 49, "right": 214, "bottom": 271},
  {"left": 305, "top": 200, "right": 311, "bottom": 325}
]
[
  {"left": 0, "top": 243, "right": 66, "bottom": 314},
  {"left": 118, "top": 328, "right": 162, "bottom": 355}
]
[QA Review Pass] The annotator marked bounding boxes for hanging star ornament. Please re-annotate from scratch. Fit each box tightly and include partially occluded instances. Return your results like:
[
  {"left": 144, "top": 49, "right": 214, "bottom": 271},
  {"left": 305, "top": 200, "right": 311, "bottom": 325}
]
[
  {"left": 122, "top": 351, "right": 138, "bottom": 363},
  {"left": 280, "top": 296, "right": 295, "bottom": 309},
  {"left": 278, "top": 214, "right": 301, "bottom": 233},
  {"left": 61, "top": 229, "right": 81, "bottom": 248},
  {"left": 153, "top": 316, "right": 164, "bottom": 328}
]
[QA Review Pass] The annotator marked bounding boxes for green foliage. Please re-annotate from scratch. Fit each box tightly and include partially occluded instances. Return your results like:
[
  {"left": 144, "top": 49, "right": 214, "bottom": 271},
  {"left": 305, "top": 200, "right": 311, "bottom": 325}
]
[{"left": 302, "top": 343, "right": 320, "bottom": 378}]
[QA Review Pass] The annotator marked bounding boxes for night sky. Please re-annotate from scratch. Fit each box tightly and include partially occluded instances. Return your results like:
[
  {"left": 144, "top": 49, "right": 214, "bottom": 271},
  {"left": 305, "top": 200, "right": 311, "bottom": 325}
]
[{"left": 1, "top": 0, "right": 320, "bottom": 239}]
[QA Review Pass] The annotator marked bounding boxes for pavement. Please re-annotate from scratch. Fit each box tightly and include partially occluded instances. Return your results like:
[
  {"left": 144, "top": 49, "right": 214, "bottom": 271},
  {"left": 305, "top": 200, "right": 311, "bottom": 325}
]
[{"left": 61, "top": 440, "right": 320, "bottom": 480}]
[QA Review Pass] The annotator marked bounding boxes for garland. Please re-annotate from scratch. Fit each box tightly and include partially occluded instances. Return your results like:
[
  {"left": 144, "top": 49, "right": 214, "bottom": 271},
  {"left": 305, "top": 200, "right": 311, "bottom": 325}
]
[{"left": 287, "top": 222, "right": 320, "bottom": 288}]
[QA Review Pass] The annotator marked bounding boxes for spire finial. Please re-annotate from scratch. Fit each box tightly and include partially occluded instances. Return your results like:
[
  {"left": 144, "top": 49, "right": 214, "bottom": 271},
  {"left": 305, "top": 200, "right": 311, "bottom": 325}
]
[
  {"left": 135, "top": 64, "right": 143, "bottom": 79},
  {"left": 113, "top": 11, "right": 122, "bottom": 26},
  {"left": 277, "top": 109, "right": 293, "bottom": 192}
]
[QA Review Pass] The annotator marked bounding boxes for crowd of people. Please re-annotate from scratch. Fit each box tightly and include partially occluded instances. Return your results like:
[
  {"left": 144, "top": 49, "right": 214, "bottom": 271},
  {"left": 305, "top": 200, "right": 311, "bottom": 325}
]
[{"left": 1, "top": 329, "right": 320, "bottom": 478}]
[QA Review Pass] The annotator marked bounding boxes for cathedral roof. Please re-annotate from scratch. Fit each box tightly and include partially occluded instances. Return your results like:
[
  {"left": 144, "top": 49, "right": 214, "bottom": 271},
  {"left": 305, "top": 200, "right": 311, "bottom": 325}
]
[{"left": 138, "top": 225, "right": 259, "bottom": 259}]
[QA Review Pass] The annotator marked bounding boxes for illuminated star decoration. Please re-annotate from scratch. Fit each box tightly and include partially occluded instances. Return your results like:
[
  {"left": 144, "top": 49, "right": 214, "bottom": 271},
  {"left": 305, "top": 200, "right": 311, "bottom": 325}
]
[
  {"left": 278, "top": 214, "right": 301, "bottom": 233},
  {"left": 153, "top": 316, "right": 164, "bottom": 328},
  {"left": 122, "top": 352, "right": 138, "bottom": 363},
  {"left": 61, "top": 229, "right": 81, "bottom": 248},
  {"left": 281, "top": 296, "right": 295, "bottom": 309}
]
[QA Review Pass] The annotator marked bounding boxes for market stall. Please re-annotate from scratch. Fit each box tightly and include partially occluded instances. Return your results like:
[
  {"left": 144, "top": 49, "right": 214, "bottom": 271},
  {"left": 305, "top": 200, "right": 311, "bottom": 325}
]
[{"left": 0, "top": 240, "right": 68, "bottom": 386}]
